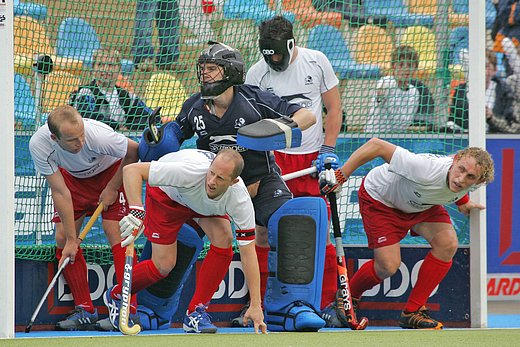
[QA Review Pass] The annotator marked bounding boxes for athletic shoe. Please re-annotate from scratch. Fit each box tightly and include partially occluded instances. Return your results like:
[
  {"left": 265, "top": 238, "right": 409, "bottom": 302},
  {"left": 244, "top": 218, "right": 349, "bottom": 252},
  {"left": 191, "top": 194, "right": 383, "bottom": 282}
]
[
  {"left": 55, "top": 306, "right": 98, "bottom": 331},
  {"left": 321, "top": 295, "right": 361, "bottom": 328},
  {"left": 320, "top": 303, "right": 347, "bottom": 328},
  {"left": 231, "top": 302, "right": 253, "bottom": 327},
  {"left": 103, "top": 287, "right": 121, "bottom": 329},
  {"left": 399, "top": 306, "right": 443, "bottom": 330},
  {"left": 95, "top": 317, "right": 116, "bottom": 332},
  {"left": 183, "top": 304, "right": 217, "bottom": 333},
  {"left": 102, "top": 287, "right": 140, "bottom": 330}
]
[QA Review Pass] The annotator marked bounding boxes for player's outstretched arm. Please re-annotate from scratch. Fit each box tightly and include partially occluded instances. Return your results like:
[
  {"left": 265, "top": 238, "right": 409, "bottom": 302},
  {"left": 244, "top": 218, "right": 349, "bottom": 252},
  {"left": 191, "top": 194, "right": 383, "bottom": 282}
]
[
  {"left": 237, "top": 241, "right": 267, "bottom": 334},
  {"left": 457, "top": 200, "right": 486, "bottom": 216},
  {"left": 319, "top": 138, "right": 398, "bottom": 195},
  {"left": 122, "top": 162, "right": 151, "bottom": 206}
]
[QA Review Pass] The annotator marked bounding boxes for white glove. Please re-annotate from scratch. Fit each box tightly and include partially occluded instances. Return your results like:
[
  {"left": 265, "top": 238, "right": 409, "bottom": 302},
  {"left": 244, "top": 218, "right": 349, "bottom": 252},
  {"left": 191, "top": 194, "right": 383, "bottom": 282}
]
[
  {"left": 319, "top": 168, "right": 346, "bottom": 196},
  {"left": 120, "top": 206, "right": 145, "bottom": 247}
]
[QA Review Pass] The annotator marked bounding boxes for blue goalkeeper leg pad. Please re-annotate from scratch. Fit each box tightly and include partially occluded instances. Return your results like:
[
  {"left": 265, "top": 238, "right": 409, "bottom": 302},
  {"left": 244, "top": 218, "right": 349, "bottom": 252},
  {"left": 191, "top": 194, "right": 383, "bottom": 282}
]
[
  {"left": 264, "top": 197, "right": 328, "bottom": 332},
  {"left": 137, "top": 223, "right": 204, "bottom": 330}
]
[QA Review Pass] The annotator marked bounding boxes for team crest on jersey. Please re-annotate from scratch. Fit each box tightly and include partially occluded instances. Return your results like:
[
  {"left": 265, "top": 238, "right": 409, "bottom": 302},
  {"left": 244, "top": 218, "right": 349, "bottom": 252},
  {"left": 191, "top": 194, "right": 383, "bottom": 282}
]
[
  {"left": 304, "top": 75, "right": 313, "bottom": 85},
  {"left": 87, "top": 157, "right": 97, "bottom": 163},
  {"left": 234, "top": 118, "right": 246, "bottom": 128}
]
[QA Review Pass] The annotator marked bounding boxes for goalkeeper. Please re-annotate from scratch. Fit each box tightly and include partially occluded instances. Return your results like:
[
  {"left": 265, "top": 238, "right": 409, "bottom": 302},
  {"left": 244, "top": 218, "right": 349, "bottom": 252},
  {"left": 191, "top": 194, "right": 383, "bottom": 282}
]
[
  {"left": 319, "top": 137, "right": 495, "bottom": 329},
  {"left": 133, "top": 41, "right": 324, "bottom": 332}
]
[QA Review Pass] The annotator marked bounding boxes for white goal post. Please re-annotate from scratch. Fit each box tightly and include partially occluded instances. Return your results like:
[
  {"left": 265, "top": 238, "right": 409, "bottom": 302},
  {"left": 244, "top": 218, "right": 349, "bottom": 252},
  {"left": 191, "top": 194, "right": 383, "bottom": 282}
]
[{"left": 0, "top": 0, "right": 16, "bottom": 339}]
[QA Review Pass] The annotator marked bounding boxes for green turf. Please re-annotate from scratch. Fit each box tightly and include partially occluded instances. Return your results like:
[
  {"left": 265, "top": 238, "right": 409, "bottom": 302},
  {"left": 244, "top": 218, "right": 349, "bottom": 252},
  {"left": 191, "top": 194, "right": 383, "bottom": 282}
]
[{"left": 3, "top": 329, "right": 520, "bottom": 347}]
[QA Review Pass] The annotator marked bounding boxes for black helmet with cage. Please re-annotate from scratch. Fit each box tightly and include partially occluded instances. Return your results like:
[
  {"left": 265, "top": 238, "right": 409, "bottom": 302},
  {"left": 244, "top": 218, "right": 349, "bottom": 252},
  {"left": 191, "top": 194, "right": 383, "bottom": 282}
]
[{"left": 197, "top": 41, "right": 245, "bottom": 99}]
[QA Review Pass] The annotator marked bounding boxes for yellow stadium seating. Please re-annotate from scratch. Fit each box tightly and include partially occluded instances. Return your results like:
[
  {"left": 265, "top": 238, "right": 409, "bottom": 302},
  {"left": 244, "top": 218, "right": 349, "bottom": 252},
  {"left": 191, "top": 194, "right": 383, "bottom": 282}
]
[
  {"left": 41, "top": 71, "right": 80, "bottom": 113},
  {"left": 353, "top": 25, "right": 394, "bottom": 73},
  {"left": 408, "top": 0, "right": 469, "bottom": 27},
  {"left": 14, "top": 16, "right": 52, "bottom": 56},
  {"left": 145, "top": 73, "right": 188, "bottom": 123},
  {"left": 14, "top": 16, "right": 83, "bottom": 76},
  {"left": 399, "top": 25, "right": 437, "bottom": 80}
]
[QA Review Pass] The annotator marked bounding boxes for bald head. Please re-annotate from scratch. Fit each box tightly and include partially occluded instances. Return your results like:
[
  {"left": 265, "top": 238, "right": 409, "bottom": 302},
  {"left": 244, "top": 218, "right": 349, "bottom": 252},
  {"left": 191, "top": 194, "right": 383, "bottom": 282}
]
[
  {"left": 48, "top": 105, "right": 82, "bottom": 139},
  {"left": 213, "top": 148, "right": 244, "bottom": 180}
]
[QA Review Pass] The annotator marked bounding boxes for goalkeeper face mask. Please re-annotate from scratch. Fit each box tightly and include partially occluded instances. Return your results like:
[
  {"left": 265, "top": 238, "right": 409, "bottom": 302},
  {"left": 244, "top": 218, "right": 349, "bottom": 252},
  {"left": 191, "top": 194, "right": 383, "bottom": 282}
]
[
  {"left": 259, "top": 38, "right": 295, "bottom": 72},
  {"left": 197, "top": 42, "right": 245, "bottom": 99}
]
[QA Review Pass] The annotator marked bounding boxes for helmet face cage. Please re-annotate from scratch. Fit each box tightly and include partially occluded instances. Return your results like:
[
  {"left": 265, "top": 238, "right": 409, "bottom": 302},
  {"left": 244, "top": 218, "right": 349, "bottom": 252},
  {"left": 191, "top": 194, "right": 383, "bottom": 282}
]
[{"left": 197, "top": 43, "right": 245, "bottom": 99}]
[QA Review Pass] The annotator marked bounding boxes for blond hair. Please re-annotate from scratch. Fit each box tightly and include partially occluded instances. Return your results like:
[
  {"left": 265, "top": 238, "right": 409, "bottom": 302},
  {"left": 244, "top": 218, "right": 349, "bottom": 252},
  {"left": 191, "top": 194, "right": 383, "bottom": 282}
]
[{"left": 455, "top": 147, "right": 495, "bottom": 183}]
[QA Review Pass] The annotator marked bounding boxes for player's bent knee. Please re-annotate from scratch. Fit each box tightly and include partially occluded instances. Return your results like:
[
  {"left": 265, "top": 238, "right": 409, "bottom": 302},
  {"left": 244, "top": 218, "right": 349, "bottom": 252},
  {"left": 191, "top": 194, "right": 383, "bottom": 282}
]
[
  {"left": 375, "top": 260, "right": 400, "bottom": 279},
  {"left": 431, "top": 229, "right": 459, "bottom": 258},
  {"left": 152, "top": 256, "right": 177, "bottom": 276}
]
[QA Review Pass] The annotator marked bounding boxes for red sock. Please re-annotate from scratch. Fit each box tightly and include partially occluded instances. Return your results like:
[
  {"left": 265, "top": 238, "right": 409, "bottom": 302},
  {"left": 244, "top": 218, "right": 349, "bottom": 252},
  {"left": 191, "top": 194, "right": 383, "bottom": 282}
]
[
  {"left": 321, "top": 244, "right": 338, "bottom": 309},
  {"left": 404, "top": 252, "right": 452, "bottom": 313},
  {"left": 349, "top": 259, "right": 382, "bottom": 299},
  {"left": 111, "top": 259, "right": 165, "bottom": 297},
  {"left": 111, "top": 244, "right": 138, "bottom": 307},
  {"left": 188, "top": 245, "right": 233, "bottom": 312},
  {"left": 255, "top": 245, "right": 269, "bottom": 304},
  {"left": 56, "top": 247, "right": 95, "bottom": 313}
]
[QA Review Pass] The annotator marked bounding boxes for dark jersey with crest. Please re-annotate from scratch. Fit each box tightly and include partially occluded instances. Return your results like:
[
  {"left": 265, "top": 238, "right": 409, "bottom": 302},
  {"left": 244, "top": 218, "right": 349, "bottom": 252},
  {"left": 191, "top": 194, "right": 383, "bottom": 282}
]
[{"left": 175, "top": 84, "right": 302, "bottom": 186}]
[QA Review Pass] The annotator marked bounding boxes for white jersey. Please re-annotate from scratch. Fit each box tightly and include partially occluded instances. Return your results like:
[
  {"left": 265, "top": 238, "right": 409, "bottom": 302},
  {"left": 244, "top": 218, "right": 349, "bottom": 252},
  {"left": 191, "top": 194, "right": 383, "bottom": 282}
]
[
  {"left": 364, "top": 76, "right": 419, "bottom": 133},
  {"left": 148, "top": 149, "right": 256, "bottom": 235},
  {"left": 246, "top": 47, "right": 339, "bottom": 154},
  {"left": 29, "top": 118, "right": 127, "bottom": 178},
  {"left": 364, "top": 147, "right": 469, "bottom": 213}
]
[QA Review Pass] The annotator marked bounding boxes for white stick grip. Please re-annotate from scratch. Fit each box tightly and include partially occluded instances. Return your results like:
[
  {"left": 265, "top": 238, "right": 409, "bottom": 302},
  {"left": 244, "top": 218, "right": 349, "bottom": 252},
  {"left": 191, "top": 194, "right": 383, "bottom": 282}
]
[{"left": 281, "top": 166, "right": 317, "bottom": 181}]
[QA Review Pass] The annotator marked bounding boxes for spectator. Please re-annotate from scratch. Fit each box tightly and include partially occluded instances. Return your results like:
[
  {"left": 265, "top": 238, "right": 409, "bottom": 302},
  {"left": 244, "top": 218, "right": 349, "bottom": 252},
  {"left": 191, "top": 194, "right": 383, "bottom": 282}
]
[
  {"left": 449, "top": 49, "right": 520, "bottom": 133},
  {"left": 132, "top": 0, "right": 180, "bottom": 71},
  {"left": 409, "top": 79, "right": 436, "bottom": 131},
  {"left": 69, "top": 48, "right": 152, "bottom": 131},
  {"left": 180, "top": 0, "right": 218, "bottom": 45},
  {"left": 364, "top": 45, "right": 420, "bottom": 134}
]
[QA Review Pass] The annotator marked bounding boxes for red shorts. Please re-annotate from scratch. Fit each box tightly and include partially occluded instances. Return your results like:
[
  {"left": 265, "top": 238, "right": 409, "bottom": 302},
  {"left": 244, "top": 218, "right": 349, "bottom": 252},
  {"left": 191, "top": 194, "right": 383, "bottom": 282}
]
[
  {"left": 144, "top": 185, "right": 228, "bottom": 245},
  {"left": 274, "top": 151, "right": 320, "bottom": 197},
  {"left": 358, "top": 180, "right": 452, "bottom": 249},
  {"left": 52, "top": 160, "right": 128, "bottom": 222}
]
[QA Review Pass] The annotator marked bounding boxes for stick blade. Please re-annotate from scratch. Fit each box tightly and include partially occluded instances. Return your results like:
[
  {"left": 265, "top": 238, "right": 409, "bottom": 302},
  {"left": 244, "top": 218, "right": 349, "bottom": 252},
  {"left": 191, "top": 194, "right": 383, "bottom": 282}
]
[
  {"left": 148, "top": 107, "right": 162, "bottom": 143},
  {"left": 25, "top": 323, "right": 33, "bottom": 333}
]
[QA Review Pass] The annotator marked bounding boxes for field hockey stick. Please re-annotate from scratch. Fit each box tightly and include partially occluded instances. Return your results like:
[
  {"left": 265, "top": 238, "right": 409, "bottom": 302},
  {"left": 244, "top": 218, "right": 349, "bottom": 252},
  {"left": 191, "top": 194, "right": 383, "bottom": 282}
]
[
  {"left": 118, "top": 226, "right": 142, "bottom": 335},
  {"left": 281, "top": 166, "right": 317, "bottom": 181},
  {"left": 148, "top": 107, "right": 162, "bottom": 143},
  {"left": 25, "top": 202, "right": 104, "bottom": 333},
  {"left": 325, "top": 163, "right": 368, "bottom": 330}
]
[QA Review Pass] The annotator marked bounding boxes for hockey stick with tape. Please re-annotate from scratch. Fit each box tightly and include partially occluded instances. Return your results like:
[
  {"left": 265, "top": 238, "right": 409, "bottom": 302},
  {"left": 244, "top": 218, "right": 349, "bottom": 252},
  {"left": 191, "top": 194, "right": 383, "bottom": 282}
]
[
  {"left": 325, "top": 163, "right": 368, "bottom": 330},
  {"left": 25, "top": 202, "right": 104, "bottom": 333},
  {"left": 118, "top": 226, "right": 142, "bottom": 335}
]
